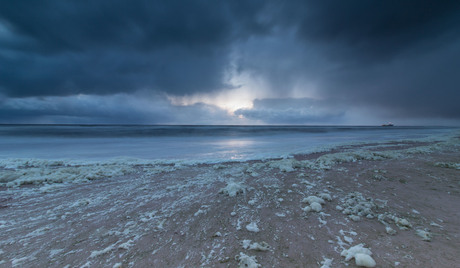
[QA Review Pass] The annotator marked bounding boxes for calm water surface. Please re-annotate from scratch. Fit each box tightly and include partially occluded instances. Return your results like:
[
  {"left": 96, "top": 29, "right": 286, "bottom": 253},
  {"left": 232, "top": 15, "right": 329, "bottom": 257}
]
[{"left": 0, "top": 125, "right": 456, "bottom": 161}]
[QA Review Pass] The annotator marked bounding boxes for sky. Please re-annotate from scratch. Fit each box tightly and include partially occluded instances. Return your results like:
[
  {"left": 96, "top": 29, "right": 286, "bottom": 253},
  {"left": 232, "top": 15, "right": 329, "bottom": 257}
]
[{"left": 1, "top": 0, "right": 460, "bottom": 125}]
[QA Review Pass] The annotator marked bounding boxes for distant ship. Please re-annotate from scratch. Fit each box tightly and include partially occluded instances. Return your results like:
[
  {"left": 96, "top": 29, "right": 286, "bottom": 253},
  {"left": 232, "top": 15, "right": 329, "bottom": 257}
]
[{"left": 381, "top": 122, "right": 394, "bottom": 127}]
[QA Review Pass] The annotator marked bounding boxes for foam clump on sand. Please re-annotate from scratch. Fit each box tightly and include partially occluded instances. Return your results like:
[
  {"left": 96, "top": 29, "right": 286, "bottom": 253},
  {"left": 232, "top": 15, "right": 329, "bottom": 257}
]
[
  {"left": 311, "top": 150, "right": 399, "bottom": 170},
  {"left": 303, "top": 202, "right": 322, "bottom": 212},
  {"left": 355, "top": 253, "right": 377, "bottom": 267},
  {"left": 434, "top": 162, "right": 460, "bottom": 169},
  {"left": 219, "top": 181, "right": 246, "bottom": 197},
  {"left": 0, "top": 157, "right": 189, "bottom": 188},
  {"left": 0, "top": 160, "right": 134, "bottom": 188},
  {"left": 392, "top": 216, "right": 412, "bottom": 229},
  {"left": 404, "top": 137, "right": 460, "bottom": 154},
  {"left": 90, "top": 244, "right": 116, "bottom": 258},
  {"left": 213, "top": 231, "right": 222, "bottom": 237},
  {"left": 118, "top": 239, "right": 134, "bottom": 250},
  {"left": 396, "top": 218, "right": 411, "bottom": 228},
  {"left": 242, "top": 239, "right": 252, "bottom": 249},
  {"left": 0, "top": 158, "right": 65, "bottom": 169},
  {"left": 385, "top": 226, "right": 397, "bottom": 235},
  {"left": 378, "top": 213, "right": 412, "bottom": 231},
  {"left": 242, "top": 240, "right": 270, "bottom": 251},
  {"left": 320, "top": 257, "right": 333, "bottom": 268},
  {"left": 39, "top": 183, "right": 68, "bottom": 193},
  {"left": 340, "top": 192, "right": 378, "bottom": 221},
  {"left": 319, "top": 193, "right": 332, "bottom": 201},
  {"left": 302, "top": 196, "right": 325, "bottom": 205},
  {"left": 235, "top": 252, "right": 261, "bottom": 268},
  {"left": 302, "top": 194, "right": 333, "bottom": 213},
  {"left": 416, "top": 229, "right": 432, "bottom": 241},
  {"left": 245, "top": 166, "right": 260, "bottom": 177},
  {"left": 310, "top": 202, "right": 323, "bottom": 212},
  {"left": 341, "top": 244, "right": 376, "bottom": 267},
  {"left": 249, "top": 242, "right": 270, "bottom": 251},
  {"left": 267, "top": 158, "right": 303, "bottom": 172},
  {"left": 246, "top": 222, "right": 260, "bottom": 232}
]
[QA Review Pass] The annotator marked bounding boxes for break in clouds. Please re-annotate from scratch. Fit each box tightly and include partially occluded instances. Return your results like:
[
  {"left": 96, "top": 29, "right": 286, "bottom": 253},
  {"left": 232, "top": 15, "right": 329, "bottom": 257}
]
[{"left": 1, "top": 0, "right": 460, "bottom": 124}]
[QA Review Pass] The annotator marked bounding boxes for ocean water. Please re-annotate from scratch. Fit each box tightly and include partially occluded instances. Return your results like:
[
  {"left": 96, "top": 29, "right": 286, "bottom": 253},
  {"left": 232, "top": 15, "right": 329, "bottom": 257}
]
[{"left": 0, "top": 125, "right": 456, "bottom": 162}]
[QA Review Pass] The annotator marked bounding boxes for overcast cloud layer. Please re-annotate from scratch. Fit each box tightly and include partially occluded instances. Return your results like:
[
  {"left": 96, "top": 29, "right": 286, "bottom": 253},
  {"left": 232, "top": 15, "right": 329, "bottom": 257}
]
[{"left": 1, "top": 0, "right": 459, "bottom": 125}]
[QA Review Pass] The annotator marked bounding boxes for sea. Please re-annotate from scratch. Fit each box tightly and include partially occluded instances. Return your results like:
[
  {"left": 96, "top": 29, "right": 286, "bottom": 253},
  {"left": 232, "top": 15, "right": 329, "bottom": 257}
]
[{"left": 0, "top": 125, "right": 457, "bottom": 162}]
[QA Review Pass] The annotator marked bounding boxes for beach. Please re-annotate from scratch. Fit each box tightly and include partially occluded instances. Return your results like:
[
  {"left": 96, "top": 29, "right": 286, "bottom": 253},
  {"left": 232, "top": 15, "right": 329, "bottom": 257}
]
[
  {"left": 2, "top": 1, "right": 460, "bottom": 266},
  {"left": 0, "top": 130, "right": 459, "bottom": 267}
]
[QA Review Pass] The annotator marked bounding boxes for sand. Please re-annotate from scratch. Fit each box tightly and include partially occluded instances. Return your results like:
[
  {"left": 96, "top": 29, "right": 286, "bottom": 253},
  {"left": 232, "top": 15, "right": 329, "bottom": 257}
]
[{"left": 0, "top": 137, "right": 459, "bottom": 267}]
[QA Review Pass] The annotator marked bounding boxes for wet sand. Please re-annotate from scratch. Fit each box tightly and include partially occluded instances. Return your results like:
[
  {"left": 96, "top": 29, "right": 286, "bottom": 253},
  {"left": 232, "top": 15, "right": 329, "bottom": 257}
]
[{"left": 0, "top": 137, "right": 459, "bottom": 267}]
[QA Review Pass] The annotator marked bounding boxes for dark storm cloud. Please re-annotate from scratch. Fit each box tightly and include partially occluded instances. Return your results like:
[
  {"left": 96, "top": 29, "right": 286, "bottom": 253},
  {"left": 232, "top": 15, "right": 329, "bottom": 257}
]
[
  {"left": 0, "top": 0, "right": 269, "bottom": 97},
  {"left": 1, "top": 0, "right": 460, "bottom": 124},
  {"left": 290, "top": 0, "right": 460, "bottom": 62},
  {"left": 235, "top": 0, "right": 460, "bottom": 120},
  {"left": 285, "top": 0, "right": 460, "bottom": 120}
]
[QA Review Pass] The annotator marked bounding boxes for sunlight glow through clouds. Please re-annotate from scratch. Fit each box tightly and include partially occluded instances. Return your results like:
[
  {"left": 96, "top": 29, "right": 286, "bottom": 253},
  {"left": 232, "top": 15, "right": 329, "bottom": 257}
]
[
  {"left": 167, "top": 88, "right": 253, "bottom": 115},
  {"left": 166, "top": 68, "right": 322, "bottom": 124},
  {"left": 167, "top": 70, "right": 272, "bottom": 116}
]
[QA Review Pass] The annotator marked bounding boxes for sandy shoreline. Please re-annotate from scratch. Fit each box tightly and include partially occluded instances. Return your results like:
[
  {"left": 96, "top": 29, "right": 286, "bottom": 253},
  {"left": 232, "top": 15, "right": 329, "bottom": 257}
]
[{"left": 0, "top": 137, "right": 459, "bottom": 267}]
